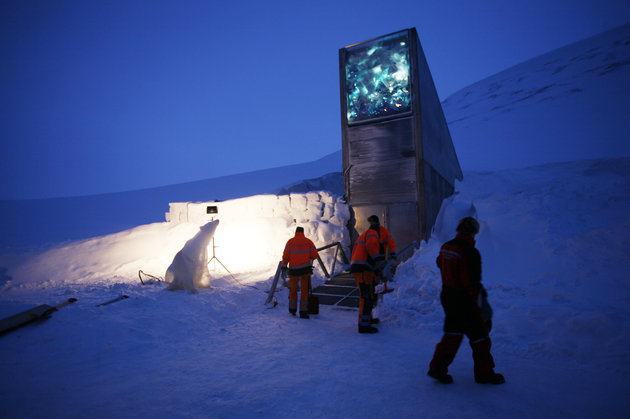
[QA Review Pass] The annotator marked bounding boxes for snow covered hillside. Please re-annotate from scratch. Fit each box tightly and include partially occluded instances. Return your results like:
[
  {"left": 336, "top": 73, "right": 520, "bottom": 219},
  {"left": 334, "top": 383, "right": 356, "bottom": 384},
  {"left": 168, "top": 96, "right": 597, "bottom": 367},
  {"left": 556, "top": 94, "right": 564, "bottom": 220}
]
[
  {"left": 0, "top": 151, "right": 341, "bottom": 250},
  {"left": 443, "top": 22, "right": 630, "bottom": 171},
  {"left": 386, "top": 158, "right": 630, "bottom": 365}
]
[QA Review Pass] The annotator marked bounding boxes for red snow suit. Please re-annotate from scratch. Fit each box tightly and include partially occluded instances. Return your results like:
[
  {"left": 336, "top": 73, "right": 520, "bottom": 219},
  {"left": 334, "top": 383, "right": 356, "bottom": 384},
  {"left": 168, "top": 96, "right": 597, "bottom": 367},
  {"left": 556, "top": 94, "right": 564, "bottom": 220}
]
[{"left": 429, "top": 233, "right": 497, "bottom": 381}]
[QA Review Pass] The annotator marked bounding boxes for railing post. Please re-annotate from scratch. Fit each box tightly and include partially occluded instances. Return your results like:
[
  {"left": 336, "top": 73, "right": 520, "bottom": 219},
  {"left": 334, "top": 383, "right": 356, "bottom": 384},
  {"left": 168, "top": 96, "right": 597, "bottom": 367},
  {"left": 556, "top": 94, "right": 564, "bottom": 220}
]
[
  {"left": 330, "top": 245, "right": 340, "bottom": 279},
  {"left": 316, "top": 255, "right": 330, "bottom": 278},
  {"left": 265, "top": 261, "right": 283, "bottom": 305},
  {"left": 267, "top": 241, "right": 350, "bottom": 306},
  {"left": 315, "top": 241, "right": 350, "bottom": 279},
  {"left": 337, "top": 243, "right": 349, "bottom": 264}
]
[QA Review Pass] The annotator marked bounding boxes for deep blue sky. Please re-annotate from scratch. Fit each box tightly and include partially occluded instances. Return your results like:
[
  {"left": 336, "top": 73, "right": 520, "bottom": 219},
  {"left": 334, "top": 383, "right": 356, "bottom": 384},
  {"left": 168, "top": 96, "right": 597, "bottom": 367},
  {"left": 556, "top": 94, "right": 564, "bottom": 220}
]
[{"left": 2, "top": 0, "right": 629, "bottom": 199}]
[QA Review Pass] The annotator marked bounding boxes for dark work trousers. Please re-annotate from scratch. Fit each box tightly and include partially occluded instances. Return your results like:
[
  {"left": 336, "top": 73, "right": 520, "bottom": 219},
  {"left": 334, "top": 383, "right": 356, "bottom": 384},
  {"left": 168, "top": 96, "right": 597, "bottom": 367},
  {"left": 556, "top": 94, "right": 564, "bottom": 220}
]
[
  {"left": 354, "top": 271, "right": 375, "bottom": 327},
  {"left": 429, "top": 288, "right": 495, "bottom": 380}
]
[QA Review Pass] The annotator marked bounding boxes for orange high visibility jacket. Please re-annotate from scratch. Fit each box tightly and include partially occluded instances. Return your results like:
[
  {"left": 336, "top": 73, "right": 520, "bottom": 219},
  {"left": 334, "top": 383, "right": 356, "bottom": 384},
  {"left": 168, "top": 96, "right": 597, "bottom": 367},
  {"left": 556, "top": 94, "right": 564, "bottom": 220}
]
[
  {"left": 375, "top": 225, "right": 396, "bottom": 259},
  {"left": 282, "top": 232, "right": 318, "bottom": 276},
  {"left": 350, "top": 227, "right": 382, "bottom": 272}
]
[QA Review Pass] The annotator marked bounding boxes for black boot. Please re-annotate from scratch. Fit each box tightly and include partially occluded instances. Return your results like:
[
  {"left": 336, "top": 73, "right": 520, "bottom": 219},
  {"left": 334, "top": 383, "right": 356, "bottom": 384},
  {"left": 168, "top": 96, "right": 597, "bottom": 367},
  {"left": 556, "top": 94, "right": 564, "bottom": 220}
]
[
  {"left": 475, "top": 373, "right": 505, "bottom": 384},
  {"left": 358, "top": 325, "right": 378, "bottom": 334},
  {"left": 427, "top": 370, "right": 454, "bottom": 384},
  {"left": 299, "top": 312, "right": 310, "bottom": 319}
]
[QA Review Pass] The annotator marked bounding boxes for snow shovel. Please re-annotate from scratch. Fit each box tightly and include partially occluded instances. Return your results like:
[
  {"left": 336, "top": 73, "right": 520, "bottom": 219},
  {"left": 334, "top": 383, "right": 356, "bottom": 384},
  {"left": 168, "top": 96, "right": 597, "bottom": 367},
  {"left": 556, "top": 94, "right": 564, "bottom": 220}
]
[{"left": 0, "top": 298, "right": 78, "bottom": 336}]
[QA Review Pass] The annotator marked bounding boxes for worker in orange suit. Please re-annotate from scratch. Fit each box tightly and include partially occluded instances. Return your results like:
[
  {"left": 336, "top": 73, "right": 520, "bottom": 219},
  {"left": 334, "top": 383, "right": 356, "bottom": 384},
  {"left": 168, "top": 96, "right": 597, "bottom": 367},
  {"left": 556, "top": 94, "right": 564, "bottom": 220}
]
[
  {"left": 366, "top": 215, "right": 397, "bottom": 304},
  {"left": 350, "top": 216, "right": 387, "bottom": 334},
  {"left": 367, "top": 215, "right": 397, "bottom": 262},
  {"left": 281, "top": 226, "right": 319, "bottom": 319}
]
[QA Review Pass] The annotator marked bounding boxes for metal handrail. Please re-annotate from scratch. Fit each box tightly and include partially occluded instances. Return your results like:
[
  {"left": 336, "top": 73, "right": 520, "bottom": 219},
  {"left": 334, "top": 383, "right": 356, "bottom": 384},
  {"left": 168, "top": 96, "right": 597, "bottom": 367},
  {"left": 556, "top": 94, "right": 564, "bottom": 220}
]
[
  {"left": 264, "top": 261, "right": 284, "bottom": 305},
  {"left": 382, "top": 240, "right": 418, "bottom": 281},
  {"left": 315, "top": 242, "right": 349, "bottom": 279},
  {"left": 264, "top": 241, "right": 349, "bottom": 305},
  {"left": 265, "top": 240, "right": 418, "bottom": 306}
]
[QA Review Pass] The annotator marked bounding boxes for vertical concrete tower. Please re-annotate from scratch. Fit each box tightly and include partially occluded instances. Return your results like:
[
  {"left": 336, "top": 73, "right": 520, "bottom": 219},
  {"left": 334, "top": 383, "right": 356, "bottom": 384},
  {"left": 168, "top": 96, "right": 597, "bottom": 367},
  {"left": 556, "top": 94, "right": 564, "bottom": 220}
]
[{"left": 339, "top": 28, "right": 463, "bottom": 249}]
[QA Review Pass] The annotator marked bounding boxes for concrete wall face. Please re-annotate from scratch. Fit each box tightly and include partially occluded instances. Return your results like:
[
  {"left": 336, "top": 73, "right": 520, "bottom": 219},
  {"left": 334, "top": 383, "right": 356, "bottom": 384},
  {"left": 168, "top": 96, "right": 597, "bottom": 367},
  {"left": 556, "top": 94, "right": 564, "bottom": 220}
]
[{"left": 340, "top": 28, "right": 462, "bottom": 249}]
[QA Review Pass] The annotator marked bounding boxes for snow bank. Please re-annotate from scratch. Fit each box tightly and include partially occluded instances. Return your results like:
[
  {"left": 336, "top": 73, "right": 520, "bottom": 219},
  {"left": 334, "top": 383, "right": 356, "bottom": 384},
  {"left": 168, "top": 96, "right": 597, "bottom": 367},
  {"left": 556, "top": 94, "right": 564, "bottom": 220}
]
[
  {"left": 382, "top": 157, "right": 630, "bottom": 367},
  {"left": 166, "top": 192, "right": 351, "bottom": 277},
  {"left": 3, "top": 192, "right": 350, "bottom": 290}
]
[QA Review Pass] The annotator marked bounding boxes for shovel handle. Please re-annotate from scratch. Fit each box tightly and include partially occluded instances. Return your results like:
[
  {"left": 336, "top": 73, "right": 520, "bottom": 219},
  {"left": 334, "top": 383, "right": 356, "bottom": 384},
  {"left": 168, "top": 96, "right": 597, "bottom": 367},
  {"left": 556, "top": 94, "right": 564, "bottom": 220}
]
[{"left": 44, "top": 298, "right": 78, "bottom": 316}]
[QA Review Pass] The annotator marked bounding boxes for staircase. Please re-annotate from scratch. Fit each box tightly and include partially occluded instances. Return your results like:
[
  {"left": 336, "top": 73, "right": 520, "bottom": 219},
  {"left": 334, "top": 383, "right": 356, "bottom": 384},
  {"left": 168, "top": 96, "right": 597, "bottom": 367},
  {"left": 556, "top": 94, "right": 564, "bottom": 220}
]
[
  {"left": 264, "top": 241, "right": 417, "bottom": 309},
  {"left": 312, "top": 272, "right": 359, "bottom": 309}
]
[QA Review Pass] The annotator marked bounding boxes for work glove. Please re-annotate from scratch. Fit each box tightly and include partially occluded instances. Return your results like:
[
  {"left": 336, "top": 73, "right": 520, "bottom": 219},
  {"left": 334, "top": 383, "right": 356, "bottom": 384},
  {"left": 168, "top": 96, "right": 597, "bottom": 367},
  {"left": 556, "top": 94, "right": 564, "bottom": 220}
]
[
  {"left": 281, "top": 266, "right": 288, "bottom": 279},
  {"left": 477, "top": 286, "right": 489, "bottom": 310},
  {"left": 374, "top": 260, "right": 386, "bottom": 271}
]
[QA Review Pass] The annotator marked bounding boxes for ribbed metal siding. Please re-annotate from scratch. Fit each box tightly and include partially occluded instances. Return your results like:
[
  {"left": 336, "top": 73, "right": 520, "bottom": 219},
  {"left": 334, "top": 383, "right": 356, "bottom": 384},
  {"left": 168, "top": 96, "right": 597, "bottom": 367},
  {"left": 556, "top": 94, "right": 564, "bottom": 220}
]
[{"left": 346, "top": 118, "right": 418, "bottom": 205}]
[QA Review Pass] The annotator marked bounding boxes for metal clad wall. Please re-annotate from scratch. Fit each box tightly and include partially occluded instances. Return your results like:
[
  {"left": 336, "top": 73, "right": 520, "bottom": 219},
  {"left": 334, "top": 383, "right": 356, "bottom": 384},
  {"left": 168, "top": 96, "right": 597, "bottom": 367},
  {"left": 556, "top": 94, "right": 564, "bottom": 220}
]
[
  {"left": 413, "top": 29, "right": 463, "bottom": 184},
  {"left": 346, "top": 118, "right": 417, "bottom": 205},
  {"left": 387, "top": 202, "right": 420, "bottom": 251},
  {"left": 347, "top": 118, "right": 416, "bottom": 161},
  {"left": 350, "top": 203, "right": 418, "bottom": 252},
  {"left": 422, "top": 164, "right": 455, "bottom": 239},
  {"left": 348, "top": 159, "right": 417, "bottom": 205}
]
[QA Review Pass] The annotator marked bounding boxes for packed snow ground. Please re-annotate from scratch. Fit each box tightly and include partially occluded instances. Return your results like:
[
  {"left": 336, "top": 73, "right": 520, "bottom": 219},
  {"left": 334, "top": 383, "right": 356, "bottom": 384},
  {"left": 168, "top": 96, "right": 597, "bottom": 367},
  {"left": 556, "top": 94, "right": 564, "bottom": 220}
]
[{"left": 1, "top": 157, "right": 629, "bottom": 418}]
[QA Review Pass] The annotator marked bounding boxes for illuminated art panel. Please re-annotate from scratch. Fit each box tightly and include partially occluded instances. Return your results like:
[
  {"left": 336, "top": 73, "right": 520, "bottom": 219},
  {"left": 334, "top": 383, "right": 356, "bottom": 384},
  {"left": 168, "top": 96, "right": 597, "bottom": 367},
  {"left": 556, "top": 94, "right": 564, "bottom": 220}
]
[{"left": 344, "top": 31, "right": 411, "bottom": 124}]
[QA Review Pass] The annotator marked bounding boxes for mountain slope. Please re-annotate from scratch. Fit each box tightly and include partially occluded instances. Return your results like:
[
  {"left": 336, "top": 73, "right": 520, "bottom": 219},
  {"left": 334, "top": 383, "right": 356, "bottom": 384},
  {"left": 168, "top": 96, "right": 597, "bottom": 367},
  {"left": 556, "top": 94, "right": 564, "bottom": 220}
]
[
  {"left": 443, "top": 22, "right": 630, "bottom": 171},
  {"left": 0, "top": 151, "right": 341, "bottom": 250}
]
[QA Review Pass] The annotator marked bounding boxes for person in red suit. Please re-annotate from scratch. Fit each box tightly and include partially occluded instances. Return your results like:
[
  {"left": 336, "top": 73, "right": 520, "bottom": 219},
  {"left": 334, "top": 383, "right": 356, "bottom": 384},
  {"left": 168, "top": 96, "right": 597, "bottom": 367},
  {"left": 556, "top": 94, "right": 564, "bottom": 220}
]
[{"left": 428, "top": 217, "right": 505, "bottom": 384}]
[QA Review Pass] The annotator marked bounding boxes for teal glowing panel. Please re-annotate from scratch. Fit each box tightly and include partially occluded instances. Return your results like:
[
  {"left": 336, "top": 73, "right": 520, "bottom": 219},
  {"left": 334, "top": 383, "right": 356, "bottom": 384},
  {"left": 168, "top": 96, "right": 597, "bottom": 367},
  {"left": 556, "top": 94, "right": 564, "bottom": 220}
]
[{"left": 344, "top": 31, "right": 411, "bottom": 124}]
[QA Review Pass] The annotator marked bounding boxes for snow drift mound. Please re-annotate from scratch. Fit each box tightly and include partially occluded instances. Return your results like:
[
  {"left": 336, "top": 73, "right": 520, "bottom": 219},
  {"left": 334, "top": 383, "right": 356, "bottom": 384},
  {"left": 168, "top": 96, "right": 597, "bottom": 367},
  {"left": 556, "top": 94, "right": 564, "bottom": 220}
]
[{"left": 383, "top": 157, "right": 630, "bottom": 366}]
